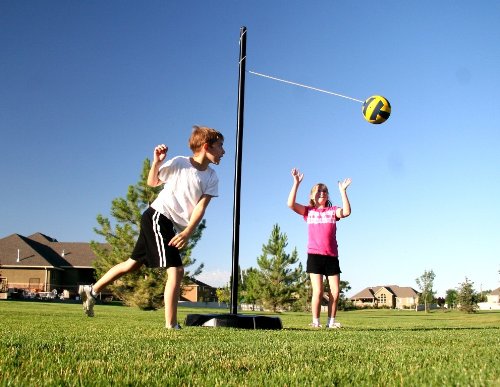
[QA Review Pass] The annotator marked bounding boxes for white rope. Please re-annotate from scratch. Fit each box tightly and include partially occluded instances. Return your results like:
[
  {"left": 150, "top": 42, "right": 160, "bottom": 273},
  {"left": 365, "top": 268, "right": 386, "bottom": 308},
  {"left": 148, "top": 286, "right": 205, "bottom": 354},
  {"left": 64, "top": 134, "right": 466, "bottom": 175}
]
[{"left": 248, "top": 70, "right": 363, "bottom": 103}]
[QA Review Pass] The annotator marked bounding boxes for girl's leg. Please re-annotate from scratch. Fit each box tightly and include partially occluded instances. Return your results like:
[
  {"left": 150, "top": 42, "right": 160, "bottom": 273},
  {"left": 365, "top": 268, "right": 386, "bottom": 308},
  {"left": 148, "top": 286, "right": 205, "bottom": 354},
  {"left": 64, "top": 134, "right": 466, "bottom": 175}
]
[
  {"left": 164, "top": 266, "right": 184, "bottom": 328},
  {"left": 309, "top": 273, "right": 324, "bottom": 323},
  {"left": 327, "top": 274, "right": 340, "bottom": 319},
  {"left": 93, "top": 258, "right": 142, "bottom": 293}
]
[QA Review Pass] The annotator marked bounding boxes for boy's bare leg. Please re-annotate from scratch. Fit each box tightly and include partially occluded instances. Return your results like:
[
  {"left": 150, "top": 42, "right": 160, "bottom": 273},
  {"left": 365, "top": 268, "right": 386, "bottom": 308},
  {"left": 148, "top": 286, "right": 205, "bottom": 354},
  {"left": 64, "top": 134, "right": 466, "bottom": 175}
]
[
  {"left": 79, "top": 258, "right": 141, "bottom": 317},
  {"left": 93, "top": 258, "right": 142, "bottom": 293},
  {"left": 164, "top": 266, "right": 184, "bottom": 328}
]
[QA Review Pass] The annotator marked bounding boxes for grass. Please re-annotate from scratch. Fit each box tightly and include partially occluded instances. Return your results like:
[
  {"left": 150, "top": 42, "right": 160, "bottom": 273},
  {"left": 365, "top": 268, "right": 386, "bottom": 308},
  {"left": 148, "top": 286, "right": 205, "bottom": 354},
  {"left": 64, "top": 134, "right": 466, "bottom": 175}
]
[{"left": 1, "top": 301, "right": 499, "bottom": 386}]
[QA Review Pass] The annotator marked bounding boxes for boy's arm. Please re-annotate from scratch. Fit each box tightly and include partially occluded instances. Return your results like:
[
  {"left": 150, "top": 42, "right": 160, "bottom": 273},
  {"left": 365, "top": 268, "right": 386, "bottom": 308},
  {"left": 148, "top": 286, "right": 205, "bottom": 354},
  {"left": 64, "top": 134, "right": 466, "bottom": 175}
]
[
  {"left": 168, "top": 194, "right": 213, "bottom": 249},
  {"left": 288, "top": 168, "right": 306, "bottom": 215},
  {"left": 147, "top": 144, "right": 168, "bottom": 187},
  {"left": 335, "top": 178, "right": 352, "bottom": 219}
]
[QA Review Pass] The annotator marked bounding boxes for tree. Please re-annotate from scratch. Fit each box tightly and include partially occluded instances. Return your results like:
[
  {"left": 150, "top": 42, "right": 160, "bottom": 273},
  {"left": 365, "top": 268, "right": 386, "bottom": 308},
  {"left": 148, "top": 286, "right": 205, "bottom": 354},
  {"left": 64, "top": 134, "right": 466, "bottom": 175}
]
[
  {"left": 477, "top": 289, "right": 490, "bottom": 303},
  {"left": 445, "top": 289, "right": 458, "bottom": 309},
  {"left": 415, "top": 269, "right": 436, "bottom": 312},
  {"left": 255, "top": 224, "right": 304, "bottom": 312},
  {"left": 337, "top": 280, "right": 352, "bottom": 310},
  {"left": 457, "top": 277, "right": 478, "bottom": 313},
  {"left": 289, "top": 268, "right": 311, "bottom": 312},
  {"left": 91, "top": 158, "right": 205, "bottom": 310},
  {"left": 216, "top": 285, "right": 230, "bottom": 307},
  {"left": 240, "top": 267, "right": 262, "bottom": 308}
]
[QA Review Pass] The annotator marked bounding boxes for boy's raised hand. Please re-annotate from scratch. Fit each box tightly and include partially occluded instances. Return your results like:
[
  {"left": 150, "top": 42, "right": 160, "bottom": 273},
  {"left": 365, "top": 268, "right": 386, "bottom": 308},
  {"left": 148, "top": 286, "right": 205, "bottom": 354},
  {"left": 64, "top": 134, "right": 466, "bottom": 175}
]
[{"left": 154, "top": 144, "right": 168, "bottom": 163}]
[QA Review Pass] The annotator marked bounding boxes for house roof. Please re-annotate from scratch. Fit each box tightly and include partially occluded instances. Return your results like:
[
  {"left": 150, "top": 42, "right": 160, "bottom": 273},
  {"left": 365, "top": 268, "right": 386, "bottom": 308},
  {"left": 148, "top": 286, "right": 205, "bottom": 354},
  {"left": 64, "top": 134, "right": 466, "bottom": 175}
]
[
  {"left": 351, "top": 285, "right": 419, "bottom": 300},
  {"left": 490, "top": 287, "right": 500, "bottom": 296},
  {"left": 0, "top": 233, "right": 105, "bottom": 269},
  {"left": 189, "top": 277, "right": 216, "bottom": 288}
]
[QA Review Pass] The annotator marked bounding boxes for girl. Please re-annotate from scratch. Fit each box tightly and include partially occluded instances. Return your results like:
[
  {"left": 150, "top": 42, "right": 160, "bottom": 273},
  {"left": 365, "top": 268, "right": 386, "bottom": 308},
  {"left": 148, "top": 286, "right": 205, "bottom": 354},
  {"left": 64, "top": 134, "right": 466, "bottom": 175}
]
[{"left": 287, "top": 168, "right": 351, "bottom": 328}]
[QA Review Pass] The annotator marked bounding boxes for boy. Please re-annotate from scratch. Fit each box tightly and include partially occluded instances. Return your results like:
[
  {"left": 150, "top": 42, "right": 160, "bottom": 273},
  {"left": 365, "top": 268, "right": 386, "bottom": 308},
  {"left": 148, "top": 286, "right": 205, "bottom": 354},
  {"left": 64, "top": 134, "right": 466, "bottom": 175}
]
[{"left": 79, "top": 126, "right": 225, "bottom": 329}]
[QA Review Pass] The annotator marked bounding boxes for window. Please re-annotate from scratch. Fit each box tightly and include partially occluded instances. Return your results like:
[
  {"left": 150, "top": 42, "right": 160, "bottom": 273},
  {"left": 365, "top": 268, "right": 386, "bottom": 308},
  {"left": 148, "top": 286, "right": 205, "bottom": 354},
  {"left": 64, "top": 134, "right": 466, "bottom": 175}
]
[{"left": 379, "top": 294, "right": 386, "bottom": 304}]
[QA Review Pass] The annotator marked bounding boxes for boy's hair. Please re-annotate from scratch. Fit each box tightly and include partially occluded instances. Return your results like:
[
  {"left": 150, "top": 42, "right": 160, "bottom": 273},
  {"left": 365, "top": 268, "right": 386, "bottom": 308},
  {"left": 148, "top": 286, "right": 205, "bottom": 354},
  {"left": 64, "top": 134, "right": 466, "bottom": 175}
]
[
  {"left": 309, "top": 183, "right": 332, "bottom": 207},
  {"left": 189, "top": 125, "right": 224, "bottom": 152}
]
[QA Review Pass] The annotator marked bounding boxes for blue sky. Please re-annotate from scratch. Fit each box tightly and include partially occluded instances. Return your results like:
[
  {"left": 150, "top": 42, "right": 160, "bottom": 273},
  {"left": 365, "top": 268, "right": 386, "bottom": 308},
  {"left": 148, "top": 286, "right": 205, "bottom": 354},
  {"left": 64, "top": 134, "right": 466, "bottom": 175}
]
[{"left": 1, "top": 1, "right": 499, "bottom": 297}]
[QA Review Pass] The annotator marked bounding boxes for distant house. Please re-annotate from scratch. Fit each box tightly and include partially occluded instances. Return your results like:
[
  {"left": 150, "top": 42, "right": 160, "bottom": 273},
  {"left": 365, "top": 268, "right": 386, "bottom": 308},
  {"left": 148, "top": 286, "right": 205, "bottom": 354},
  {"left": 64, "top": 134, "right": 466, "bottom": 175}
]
[
  {"left": 182, "top": 277, "right": 217, "bottom": 303},
  {"left": 350, "top": 285, "right": 420, "bottom": 309},
  {"left": 0, "top": 233, "right": 103, "bottom": 298},
  {"left": 478, "top": 287, "right": 500, "bottom": 310},
  {"left": 486, "top": 288, "right": 500, "bottom": 303}
]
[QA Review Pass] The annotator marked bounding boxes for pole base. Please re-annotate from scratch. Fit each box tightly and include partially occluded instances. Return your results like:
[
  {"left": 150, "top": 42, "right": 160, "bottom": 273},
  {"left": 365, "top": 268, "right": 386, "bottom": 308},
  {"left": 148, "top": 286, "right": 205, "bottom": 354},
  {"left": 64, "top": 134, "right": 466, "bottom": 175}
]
[{"left": 184, "top": 313, "right": 282, "bottom": 330}]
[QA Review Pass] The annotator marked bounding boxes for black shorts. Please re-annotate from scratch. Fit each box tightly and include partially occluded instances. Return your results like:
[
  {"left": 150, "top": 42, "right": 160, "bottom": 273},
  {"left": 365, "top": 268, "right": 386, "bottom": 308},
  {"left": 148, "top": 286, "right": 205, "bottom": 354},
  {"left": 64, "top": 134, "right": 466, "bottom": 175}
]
[
  {"left": 306, "top": 254, "right": 341, "bottom": 276},
  {"left": 131, "top": 207, "right": 183, "bottom": 268}
]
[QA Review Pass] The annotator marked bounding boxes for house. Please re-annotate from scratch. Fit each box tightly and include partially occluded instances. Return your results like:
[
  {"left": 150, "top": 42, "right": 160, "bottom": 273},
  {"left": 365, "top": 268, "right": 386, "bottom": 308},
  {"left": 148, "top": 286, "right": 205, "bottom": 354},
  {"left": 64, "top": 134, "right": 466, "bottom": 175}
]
[
  {"left": 182, "top": 277, "right": 217, "bottom": 303},
  {"left": 350, "top": 285, "right": 420, "bottom": 309},
  {"left": 478, "top": 287, "right": 500, "bottom": 310},
  {"left": 486, "top": 287, "right": 500, "bottom": 303},
  {"left": 0, "top": 233, "right": 102, "bottom": 298},
  {"left": 0, "top": 232, "right": 218, "bottom": 303}
]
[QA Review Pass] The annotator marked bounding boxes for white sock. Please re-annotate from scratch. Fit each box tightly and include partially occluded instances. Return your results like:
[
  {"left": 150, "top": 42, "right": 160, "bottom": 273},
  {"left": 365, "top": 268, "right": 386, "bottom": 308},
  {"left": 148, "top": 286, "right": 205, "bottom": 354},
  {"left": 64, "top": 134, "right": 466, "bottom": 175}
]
[
  {"left": 313, "top": 318, "right": 320, "bottom": 325},
  {"left": 328, "top": 317, "right": 335, "bottom": 326}
]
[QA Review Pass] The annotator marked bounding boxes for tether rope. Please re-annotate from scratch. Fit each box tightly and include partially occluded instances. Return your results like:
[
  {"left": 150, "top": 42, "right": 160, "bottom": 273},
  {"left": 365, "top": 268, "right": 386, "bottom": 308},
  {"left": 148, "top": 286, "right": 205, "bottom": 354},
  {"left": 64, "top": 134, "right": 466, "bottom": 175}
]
[{"left": 248, "top": 70, "right": 363, "bottom": 103}]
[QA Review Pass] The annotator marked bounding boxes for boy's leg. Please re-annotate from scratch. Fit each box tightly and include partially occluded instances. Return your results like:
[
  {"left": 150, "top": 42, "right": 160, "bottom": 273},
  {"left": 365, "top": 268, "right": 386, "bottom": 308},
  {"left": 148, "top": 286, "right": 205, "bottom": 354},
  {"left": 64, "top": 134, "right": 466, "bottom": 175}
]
[
  {"left": 93, "top": 258, "right": 142, "bottom": 293},
  {"left": 79, "top": 258, "right": 142, "bottom": 317},
  {"left": 164, "top": 266, "right": 184, "bottom": 328},
  {"left": 309, "top": 273, "right": 323, "bottom": 327}
]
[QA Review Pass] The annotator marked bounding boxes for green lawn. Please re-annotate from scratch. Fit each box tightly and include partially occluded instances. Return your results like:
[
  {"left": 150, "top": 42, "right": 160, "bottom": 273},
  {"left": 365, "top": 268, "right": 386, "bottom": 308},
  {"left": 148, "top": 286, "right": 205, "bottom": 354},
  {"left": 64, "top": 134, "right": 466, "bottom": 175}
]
[{"left": 1, "top": 301, "right": 499, "bottom": 386}]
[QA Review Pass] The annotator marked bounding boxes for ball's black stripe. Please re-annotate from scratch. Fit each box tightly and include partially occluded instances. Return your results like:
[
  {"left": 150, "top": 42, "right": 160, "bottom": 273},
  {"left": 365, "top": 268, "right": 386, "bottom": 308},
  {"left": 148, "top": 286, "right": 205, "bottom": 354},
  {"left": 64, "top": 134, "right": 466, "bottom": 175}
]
[
  {"left": 369, "top": 100, "right": 384, "bottom": 120},
  {"left": 362, "top": 97, "right": 375, "bottom": 116},
  {"left": 379, "top": 110, "right": 390, "bottom": 119}
]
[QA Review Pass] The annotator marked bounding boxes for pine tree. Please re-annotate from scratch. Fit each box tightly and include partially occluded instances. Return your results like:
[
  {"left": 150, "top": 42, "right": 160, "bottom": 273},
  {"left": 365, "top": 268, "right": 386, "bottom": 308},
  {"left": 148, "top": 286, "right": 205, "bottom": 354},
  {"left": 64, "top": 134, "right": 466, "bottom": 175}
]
[
  {"left": 457, "top": 277, "right": 478, "bottom": 313},
  {"left": 240, "top": 267, "right": 262, "bottom": 308},
  {"left": 90, "top": 158, "right": 205, "bottom": 310},
  {"left": 256, "top": 224, "right": 304, "bottom": 312},
  {"left": 289, "top": 268, "right": 310, "bottom": 312}
]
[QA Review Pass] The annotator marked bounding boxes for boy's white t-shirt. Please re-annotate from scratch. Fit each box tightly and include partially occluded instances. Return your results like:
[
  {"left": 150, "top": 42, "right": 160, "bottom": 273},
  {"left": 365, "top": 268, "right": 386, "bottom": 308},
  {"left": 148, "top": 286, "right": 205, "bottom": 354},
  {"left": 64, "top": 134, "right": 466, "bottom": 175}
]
[{"left": 150, "top": 156, "right": 218, "bottom": 232}]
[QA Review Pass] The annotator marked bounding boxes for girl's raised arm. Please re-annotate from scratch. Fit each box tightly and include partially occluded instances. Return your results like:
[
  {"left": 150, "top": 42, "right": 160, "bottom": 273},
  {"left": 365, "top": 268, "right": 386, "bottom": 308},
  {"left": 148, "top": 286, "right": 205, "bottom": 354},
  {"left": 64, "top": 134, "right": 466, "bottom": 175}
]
[{"left": 288, "top": 168, "right": 306, "bottom": 215}]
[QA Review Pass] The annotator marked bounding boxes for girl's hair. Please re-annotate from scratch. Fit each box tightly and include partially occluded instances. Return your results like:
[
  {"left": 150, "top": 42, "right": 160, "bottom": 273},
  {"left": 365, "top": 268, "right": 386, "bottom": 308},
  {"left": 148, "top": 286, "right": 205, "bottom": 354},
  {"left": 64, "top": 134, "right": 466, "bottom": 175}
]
[
  {"left": 189, "top": 125, "right": 224, "bottom": 152},
  {"left": 309, "top": 183, "right": 333, "bottom": 208}
]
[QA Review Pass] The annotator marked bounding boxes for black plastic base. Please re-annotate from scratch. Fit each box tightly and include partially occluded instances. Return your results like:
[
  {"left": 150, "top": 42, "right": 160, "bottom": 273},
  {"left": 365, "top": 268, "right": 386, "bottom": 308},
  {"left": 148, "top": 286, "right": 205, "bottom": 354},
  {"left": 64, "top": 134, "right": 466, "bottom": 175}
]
[{"left": 184, "top": 313, "right": 282, "bottom": 330}]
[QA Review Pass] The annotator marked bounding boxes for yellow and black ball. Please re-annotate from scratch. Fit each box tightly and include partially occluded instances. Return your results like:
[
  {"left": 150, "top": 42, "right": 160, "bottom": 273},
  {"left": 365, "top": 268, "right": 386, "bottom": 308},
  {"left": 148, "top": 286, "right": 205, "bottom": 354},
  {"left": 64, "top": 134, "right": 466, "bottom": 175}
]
[{"left": 362, "top": 95, "right": 391, "bottom": 124}]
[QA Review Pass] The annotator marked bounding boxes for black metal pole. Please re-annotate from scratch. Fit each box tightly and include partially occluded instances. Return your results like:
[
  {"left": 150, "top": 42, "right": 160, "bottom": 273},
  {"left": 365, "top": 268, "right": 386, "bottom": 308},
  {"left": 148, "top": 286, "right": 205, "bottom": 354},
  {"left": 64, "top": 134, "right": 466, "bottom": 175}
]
[
  {"left": 185, "top": 27, "right": 279, "bottom": 329},
  {"left": 230, "top": 26, "right": 247, "bottom": 315}
]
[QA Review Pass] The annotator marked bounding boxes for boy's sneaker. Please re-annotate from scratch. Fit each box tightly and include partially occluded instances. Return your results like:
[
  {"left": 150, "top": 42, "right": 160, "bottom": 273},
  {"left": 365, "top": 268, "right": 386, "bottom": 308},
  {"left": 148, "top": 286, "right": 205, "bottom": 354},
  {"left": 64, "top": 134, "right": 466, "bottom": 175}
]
[
  {"left": 327, "top": 322, "right": 342, "bottom": 329},
  {"left": 309, "top": 322, "right": 322, "bottom": 328},
  {"left": 78, "top": 285, "right": 96, "bottom": 317},
  {"left": 166, "top": 323, "right": 182, "bottom": 330}
]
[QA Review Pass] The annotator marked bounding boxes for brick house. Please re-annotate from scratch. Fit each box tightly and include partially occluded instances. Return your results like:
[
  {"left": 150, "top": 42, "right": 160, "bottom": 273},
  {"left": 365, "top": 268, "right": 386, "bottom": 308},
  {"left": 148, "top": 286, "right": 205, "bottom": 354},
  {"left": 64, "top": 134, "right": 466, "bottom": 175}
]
[
  {"left": 350, "top": 285, "right": 420, "bottom": 309},
  {"left": 0, "top": 233, "right": 100, "bottom": 298},
  {"left": 182, "top": 277, "right": 217, "bottom": 302},
  {"left": 0, "top": 232, "right": 218, "bottom": 302}
]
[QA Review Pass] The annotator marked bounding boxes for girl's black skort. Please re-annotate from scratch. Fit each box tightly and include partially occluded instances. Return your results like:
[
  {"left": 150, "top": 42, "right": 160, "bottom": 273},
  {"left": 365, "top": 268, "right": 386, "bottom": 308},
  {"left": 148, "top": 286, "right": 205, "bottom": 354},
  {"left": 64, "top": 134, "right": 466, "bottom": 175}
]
[{"left": 306, "top": 254, "right": 341, "bottom": 276}]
